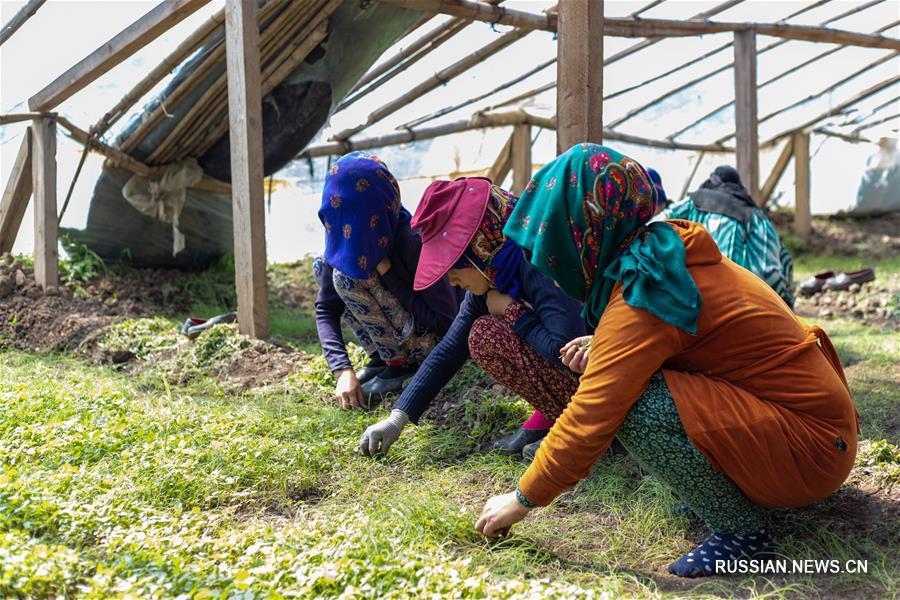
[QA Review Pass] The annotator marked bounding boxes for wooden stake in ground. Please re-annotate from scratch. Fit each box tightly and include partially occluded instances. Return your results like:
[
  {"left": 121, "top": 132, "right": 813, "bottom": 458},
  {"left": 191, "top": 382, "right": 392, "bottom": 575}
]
[
  {"left": 556, "top": 0, "right": 603, "bottom": 152},
  {"left": 733, "top": 29, "right": 759, "bottom": 203},
  {"left": 760, "top": 137, "right": 793, "bottom": 207},
  {"left": 225, "top": 0, "right": 269, "bottom": 339},
  {"left": 0, "top": 129, "right": 33, "bottom": 255},
  {"left": 793, "top": 131, "right": 811, "bottom": 241},
  {"left": 31, "top": 117, "right": 58, "bottom": 288}
]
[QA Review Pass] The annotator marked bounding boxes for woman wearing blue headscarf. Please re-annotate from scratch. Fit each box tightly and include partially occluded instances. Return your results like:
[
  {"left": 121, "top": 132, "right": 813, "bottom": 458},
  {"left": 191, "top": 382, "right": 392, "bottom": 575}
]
[{"left": 314, "top": 152, "right": 461, "bottom": 409}]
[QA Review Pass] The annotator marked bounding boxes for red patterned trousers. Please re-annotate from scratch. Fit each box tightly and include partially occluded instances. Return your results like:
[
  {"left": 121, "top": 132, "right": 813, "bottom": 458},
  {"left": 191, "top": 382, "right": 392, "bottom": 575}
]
[{"left": 467, "top": 301, "right": 579, "bottom": 422}]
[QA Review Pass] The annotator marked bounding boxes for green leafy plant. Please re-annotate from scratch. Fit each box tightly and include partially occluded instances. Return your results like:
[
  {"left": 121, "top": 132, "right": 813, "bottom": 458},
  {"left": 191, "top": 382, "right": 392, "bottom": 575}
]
[{"left": 59, "top": 235, "right": 108, "bottom": 288}]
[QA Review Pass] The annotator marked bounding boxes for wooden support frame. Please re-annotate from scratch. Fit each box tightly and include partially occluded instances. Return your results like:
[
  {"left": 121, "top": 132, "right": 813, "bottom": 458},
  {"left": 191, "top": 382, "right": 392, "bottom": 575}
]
[
  {"left": 376, "top": 0, "right": 900, "bottom": 50},
  {"left": 487, "top": 133, "right": 513, "bottom": 185},
  {"left": 332, "top": 26, "right": 532, "bottom": 142},
  {"left": 225, "top": 0, "right": 269, "bottom": 339},
  {"left": 678, "top": 152, "right": 705, "bottom": 204},
  {"left": 759, "top": 137, "right": 793, "bottom": 207},
  {"left": 31, "top": 117, "right": 58, "bottom": 288},
  {"left": 0, "top": 129, "right": 33, "bottom": 255},
  {"left": 0, "top": 0, "right": 46, "bottom": 46},
  {"left": 556, "top": 0, "right": 603, "bottom": 153},
  {"left": 28, "top": 0, "right": 211, "bottom": 111},
  {"left": 733, "top": 29, "right": 759, "bottom": 203},
  {"left": 299, "top": 109, "right": 733, "bottom": 159},
  {"left": 793, "top": 131, "right": 811, "bottom": 241},
  {"left": 511, "top": 123, "right": 532, "bottom": 195}
]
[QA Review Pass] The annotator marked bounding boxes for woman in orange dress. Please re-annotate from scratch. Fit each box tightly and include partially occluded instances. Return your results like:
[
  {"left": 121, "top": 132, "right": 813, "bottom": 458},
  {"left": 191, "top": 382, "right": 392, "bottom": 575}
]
[{"left": 474, "top": 144, "right": 858, "bottom": 577}]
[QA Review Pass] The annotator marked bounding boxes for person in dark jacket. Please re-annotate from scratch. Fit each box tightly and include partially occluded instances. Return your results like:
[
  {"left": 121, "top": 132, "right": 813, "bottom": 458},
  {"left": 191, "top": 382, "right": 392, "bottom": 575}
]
[
  {"left": 358, "top": 178, "right": 587, "bottom": 458},
  {"left": 314, "top": 152, "right": 461, "bottom": 409},
  {"left": 659, "top": 166, "right": 795, "bottom": 307}
]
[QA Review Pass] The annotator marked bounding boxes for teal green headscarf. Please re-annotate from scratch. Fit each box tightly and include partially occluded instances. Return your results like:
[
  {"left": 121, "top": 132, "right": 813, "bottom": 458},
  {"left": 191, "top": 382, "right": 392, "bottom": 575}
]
[{"left": 503, "top": 143, "right": 701, "bottom": 333}]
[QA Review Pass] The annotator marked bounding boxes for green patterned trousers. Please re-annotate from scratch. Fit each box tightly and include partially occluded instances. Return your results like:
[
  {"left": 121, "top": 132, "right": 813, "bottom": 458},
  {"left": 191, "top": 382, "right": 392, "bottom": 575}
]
[{"left": 616, "top": 373, "right": 766, "bottom": 534}]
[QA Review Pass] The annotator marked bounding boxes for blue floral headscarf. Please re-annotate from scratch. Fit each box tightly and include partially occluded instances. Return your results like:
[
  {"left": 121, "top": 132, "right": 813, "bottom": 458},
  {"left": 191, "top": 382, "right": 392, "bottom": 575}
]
[{"left": 319, "top": 152, "right": 410, "bottom": 279}]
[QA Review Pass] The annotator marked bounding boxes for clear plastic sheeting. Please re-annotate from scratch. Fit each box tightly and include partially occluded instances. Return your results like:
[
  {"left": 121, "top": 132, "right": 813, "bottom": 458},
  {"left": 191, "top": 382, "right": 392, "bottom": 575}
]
[{"left": 850, "top": 137, "right": 900, "bottom": 216}]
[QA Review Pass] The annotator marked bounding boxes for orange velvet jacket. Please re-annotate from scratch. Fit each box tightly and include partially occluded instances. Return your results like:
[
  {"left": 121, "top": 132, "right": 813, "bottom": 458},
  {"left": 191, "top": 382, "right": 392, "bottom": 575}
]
[{"left": 519, "top": 220, "right": 858, "bottom": 509}]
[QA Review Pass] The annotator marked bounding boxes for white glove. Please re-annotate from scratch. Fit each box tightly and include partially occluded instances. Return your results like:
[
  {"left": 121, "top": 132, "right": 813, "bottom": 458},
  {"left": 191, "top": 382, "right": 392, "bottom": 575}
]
[{"left": 359, "top": 409, "right": 409, "bottom": 456}]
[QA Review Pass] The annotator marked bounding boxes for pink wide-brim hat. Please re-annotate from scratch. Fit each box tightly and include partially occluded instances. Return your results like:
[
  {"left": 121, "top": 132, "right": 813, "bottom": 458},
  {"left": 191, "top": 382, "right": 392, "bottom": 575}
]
[{"left": 412, "top": 177, "right": 492, "bottom": 290}]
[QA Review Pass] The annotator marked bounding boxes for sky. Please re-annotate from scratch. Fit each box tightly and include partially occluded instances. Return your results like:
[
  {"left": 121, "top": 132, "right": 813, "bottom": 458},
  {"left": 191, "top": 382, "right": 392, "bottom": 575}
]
[{"left": 2, "top": 0, "right": 898, "bottom": 262}]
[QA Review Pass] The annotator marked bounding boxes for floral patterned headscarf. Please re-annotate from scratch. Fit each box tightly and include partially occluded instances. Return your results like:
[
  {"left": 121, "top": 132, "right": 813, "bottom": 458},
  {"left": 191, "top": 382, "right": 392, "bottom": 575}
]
[
  {"left": 319, "top": 151, "right": 410, "bottom": 279},
  {"left": 504, "top": 143, "right": 700, "bottom": 332}
]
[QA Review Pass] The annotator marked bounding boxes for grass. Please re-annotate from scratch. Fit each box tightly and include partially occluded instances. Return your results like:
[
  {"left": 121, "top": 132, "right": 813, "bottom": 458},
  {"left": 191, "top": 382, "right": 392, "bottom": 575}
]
[{"left": 1, "top": 255, "right": 898, "bottom": 597}]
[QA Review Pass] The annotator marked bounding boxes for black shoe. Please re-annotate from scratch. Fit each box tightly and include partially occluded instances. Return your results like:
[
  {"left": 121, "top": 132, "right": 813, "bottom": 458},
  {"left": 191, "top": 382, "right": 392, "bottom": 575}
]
[
  {"left": 492, "top": 427, "right": 548, "bottom": 456},
  {"left": 522, "top": 439, "right": 542, "bottom": 462},
  {"left": 360, "top": 364, "right": 418, "bottom": 408},
  {"left": 356, "top": 356, "right": 387, "bottom": 384}
]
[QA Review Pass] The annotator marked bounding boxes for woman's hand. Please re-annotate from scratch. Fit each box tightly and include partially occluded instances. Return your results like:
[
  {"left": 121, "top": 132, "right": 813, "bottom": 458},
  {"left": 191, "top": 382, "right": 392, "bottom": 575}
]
[
  {"left": 560, "top": 335, "right": 593, "bottom": 373},
  {"left": 334, "top": 369, "right": 365, "bottom": 410},
  {"left": 486, "top": 290, "right": 513, "bottom": 316},
  {"left": 376, "top": 257, "right": 391, "bottom": 276},
  {"left": 475, "top": 492, "right": 531, "bottom": 538}
]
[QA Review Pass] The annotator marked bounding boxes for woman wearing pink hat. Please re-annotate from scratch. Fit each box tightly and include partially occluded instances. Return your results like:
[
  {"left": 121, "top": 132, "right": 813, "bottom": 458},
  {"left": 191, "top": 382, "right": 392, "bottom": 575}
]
[{"left": 359, "top": 177, "right": 587, "bottom": 459}]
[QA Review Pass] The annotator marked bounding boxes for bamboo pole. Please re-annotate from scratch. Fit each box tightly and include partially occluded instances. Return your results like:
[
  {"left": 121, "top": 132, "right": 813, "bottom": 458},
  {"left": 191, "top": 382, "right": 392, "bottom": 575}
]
[
  {"left": 193, "top": 6, "right": 336, "bottom": 157},
  {"left": 376, "top": 0, "right": 900, "bottom": 49},
  {"left": 146, "top": 0, "right": 314, "bottom": 163},
  {"left": 511, "top": 123, "right": 532, "bottom": 194},
  {"left": 0, "top": 112, "right": 53, "bottom": 125},
  {"left": 339, "top": 18, "right": 471, "bottom": 111},
  {"left": 667, "top": 19, "right": 899, "bottom": 141},
  {"left": 608, "top": 0, "right": 888, "bottom": 128},
  {"left": 0, "top": 129, "right": 32, "bottom": 255},
  {"left": 854, "top": 112, "right": 900, "bottom": 133},
  {"left": 331, "top": 27, "right": 533, "bottom": 141},
  {"left": 718, "top": 52, "right": 899, "bottom": 145},
  {"left": 120, "top": 0, "right": 286, "bottom": 154},
  {"left": 93, "top": 6, "right": 228, "bottom": 136},
  {"left": 0, "top": 0, "right": 46, "bottom": 46},
  {"left": 759, "top": 137, "right": 793, "bottom": 207},
  {"left": 173, "top": 0, "right": 334, "bottom": 161},
  {"left": 298, "top": 109, "right": 734, "bottom": 158},
  {"left": 402, "top": 57, "right": 555, "bottom": 129},
  {"left": 812, "top": 128, "right": 870, "bottom": 144},
  {"left": 763, "top": 75, "right": 900, "bottom": 147},
  {"left": 409, "top": 0, "right": 746, "bottom": 120}
]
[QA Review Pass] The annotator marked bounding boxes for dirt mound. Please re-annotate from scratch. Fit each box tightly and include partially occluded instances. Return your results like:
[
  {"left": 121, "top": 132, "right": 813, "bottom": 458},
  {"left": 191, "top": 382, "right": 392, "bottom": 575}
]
[
  {"left": 0, "top": 254, "right": 310, "bottom": 390},
  {"left": 0, "top": 256, "right": 126, "bottom": 352},
  {"left": 771, "top": 211, "right": 900, "bottom": 259}
]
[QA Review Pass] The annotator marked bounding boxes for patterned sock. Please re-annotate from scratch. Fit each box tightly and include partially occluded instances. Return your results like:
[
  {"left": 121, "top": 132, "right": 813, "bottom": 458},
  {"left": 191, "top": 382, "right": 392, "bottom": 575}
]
[
  {"left": 522, "top": 410, "right": 554, "bottom": 430},
  {"left": 667, "top": 529, "right": 774, "bottom": 578}
]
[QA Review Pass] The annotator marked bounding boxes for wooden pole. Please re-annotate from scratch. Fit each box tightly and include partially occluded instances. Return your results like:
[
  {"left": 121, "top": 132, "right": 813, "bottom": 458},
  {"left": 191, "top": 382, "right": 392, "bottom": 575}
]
[
  {"left": 556, "top": 0, "right": 603, "bottom": 153},
  {"left": 332, "top": 27, "right": 531, "bottom": 142},
  {"left": 678, "top": 152, "right": 705, "bottom": 203},
  {"left": 733, "top": 29, "right": 759, "bottom": 203},
  {"left": 511, "top": 123, "right": 532, "bottom": 195},
  {"left": 376, "top": 0, "right": 900, "bottom": 50},
  {"left": 31, "top": 117, "right": 58, "bottom": 288},
  {"left": 225, "top": 0, "right": 269, "bottom": 339},
  {"left": 793, "top": 131, "right": 811, "bottom": 241},
  {"left": 487, "top": 133, "right": 513, "bottom": 185},
  {"left": 0, "top": 129, "right": 33, "bottom": 255},
  {"left": 0, "top": 0, "right": 46, "bottom": 46},
  {"left": 28, "top": 0, "right": 211, "bottom": 111},
  {"left": 759, "top": 137, "right": 794, "bottom": 207}
]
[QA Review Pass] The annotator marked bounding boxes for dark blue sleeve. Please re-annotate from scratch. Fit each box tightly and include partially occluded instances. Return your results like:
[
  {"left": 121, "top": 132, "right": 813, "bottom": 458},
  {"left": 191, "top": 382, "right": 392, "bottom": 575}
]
[
  {"left": 314, "top": 261, "right": 353, "bottom": 373},
  {"left": 380, "top": 226, "right": 460, "bottom": 336},
  {"left": 513, "top": 264, "right": 588, "bottom": 367},
  {"left": 394, "top": 292, "right": 486, "bottom": 423}
]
